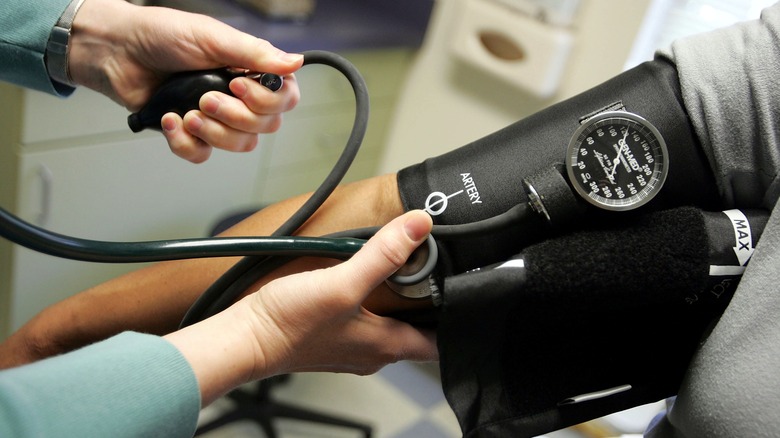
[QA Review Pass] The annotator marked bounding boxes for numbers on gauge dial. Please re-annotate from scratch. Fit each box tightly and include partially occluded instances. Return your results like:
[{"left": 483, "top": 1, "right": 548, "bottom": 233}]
[{"left": 566, "top": 112, "right": 668, "bottom": 211}]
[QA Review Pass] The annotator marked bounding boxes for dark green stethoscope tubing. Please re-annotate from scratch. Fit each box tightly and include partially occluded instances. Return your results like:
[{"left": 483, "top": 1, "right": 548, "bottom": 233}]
[{"left": 0, "top": 205, "right": 366, "bottom": 263}]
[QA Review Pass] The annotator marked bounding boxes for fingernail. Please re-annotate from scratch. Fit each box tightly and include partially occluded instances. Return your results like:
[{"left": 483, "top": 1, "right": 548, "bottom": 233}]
[
  {"left": 404, "top": 213, "right": 430, "bottom": 242},
  {"left": 279, "top": 52, "right": 304, "bottom": 64},
  {"left": 242, "top": 136, "right": 258, "bottom": 152},
  {"left": 230, "top": 78, "right": 248, "bottom": 98},
  {"left": 161, "top": 116, "right": 176, "bottom": 132},
  {"left": 186, "top": 114, "right": 204, "bottom": 132},
  {"left": 201, "top": 94, "right": 220, "bottom": 115}
]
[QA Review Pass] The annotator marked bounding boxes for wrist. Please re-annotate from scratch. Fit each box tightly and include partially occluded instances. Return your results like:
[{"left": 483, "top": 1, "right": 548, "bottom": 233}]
[
  {"left": 229, "top": 299, "right": 274, "bottom": 381},
  {"left": 67, "top": 0, "right": 136, "bottom": 90},
  {"left": 46, "top": 0, "right": 87, "bottom": 87},
  {"left": 165, "top": 301, "right": 269, "bottom": 405}
]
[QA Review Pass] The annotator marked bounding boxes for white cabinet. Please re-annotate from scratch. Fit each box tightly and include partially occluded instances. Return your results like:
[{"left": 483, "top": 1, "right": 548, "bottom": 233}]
[
  {"left": 0, "top": 86, "right": 266, "bottom": 336},
  {"left": 0, "top": 48, "right": 413, "bottom": 339},
  {"left": 9, "top": 136, "right": 265, "bottom": 332}
]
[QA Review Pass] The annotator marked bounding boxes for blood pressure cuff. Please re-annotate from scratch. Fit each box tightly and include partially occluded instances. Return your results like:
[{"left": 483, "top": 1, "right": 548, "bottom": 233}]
[
  {"left": 434, "top": 207, "right": 745, "bottom": 437},
  {"left": 396, "top": 58, "right": 720, "bottom": 277},
  {"left": 395, "top": 59, "right": 726, "bottom": 436}
]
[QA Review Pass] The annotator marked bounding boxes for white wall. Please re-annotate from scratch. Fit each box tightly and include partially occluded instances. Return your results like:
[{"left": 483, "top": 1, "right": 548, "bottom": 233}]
[{"left": 378, "top": 0, "right": 651, "bottom": 173}]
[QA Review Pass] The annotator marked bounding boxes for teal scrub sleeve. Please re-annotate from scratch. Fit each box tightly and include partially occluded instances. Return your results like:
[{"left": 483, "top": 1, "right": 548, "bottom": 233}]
[
  {"left": 0, "top": 332, "right": 201, "bottom": 438},
  {"left": 0, "top": 0, "right": 78, "bottom": 96}
]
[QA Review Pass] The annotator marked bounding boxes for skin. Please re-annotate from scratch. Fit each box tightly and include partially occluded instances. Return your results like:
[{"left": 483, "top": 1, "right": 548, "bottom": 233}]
[
  {"left": 164, "top": 210, "right": 438, "bottom": 406},
  {"left": 0, "top": 174, "right": 426, "bottom": 368},
  {"left": 68, "top": 0, "right": 303, "bottom": 163},
  {"left": 0, "top": 0, "right": 428, "bottom": 369}
]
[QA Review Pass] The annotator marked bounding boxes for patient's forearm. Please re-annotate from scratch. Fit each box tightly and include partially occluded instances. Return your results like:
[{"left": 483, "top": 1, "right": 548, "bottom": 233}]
[{"left": 0, "top": 174, "right": 409, "bottom": 368}]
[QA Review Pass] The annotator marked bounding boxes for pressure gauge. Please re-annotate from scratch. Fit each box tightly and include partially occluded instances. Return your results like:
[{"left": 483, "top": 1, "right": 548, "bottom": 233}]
[{"left": 566, "top": 111, "right": 669, "bottom": 211}]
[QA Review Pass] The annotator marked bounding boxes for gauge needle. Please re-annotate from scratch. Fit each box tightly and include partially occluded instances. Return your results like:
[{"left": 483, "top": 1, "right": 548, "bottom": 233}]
[
  {"left": 608, "top": 156, "right": 620, "bottom": 182},
  {"left": 608, "top": 130, "right": 630, "bottom": 183}
]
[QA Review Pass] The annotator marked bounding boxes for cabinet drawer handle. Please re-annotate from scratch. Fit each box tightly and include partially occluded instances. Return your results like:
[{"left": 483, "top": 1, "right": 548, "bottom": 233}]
[{"left": 37, "top": 164, "right": 53, "bottom": 226}]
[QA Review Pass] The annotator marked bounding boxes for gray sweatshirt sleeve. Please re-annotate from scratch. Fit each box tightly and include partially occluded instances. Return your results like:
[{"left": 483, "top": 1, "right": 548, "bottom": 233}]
[
  {"left": 658, "top": 3, "right": 780, "bottom": 209},
  {"left": 646, "top": 4, "right": 780, "bottom": 437}
]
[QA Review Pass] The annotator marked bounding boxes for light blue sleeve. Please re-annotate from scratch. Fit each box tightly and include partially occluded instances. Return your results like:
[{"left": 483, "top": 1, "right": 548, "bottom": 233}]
[
  {"left": 0, "top": 0, "right": 78, "bottom": 96},
  {"left": 0, "top": 332, "right": 201, "bottom": 438}
]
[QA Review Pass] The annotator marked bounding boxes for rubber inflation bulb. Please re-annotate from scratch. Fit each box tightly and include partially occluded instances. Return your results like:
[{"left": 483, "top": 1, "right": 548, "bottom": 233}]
[{"left": 127, "top": 69, "right": 282, "bottom": 133}]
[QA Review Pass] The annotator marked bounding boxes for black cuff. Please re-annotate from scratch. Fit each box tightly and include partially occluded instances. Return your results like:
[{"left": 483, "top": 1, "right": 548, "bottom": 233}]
[{"left": 398, "top": 58, "right": 720, "bottom": 275}]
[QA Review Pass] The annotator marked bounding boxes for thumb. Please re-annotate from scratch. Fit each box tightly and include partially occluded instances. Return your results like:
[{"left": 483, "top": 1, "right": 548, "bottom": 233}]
[
  {"left": 206, "top": 25, "right": 303, "bottom": 75},
  {"left": 334, "top": 210, "right": 433, "bottom": 299}
]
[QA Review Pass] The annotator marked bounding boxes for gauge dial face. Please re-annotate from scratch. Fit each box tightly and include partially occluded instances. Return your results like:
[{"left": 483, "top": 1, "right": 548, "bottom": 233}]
[{"left": 566, "top": 111, "right": 669, "bottom": 211}]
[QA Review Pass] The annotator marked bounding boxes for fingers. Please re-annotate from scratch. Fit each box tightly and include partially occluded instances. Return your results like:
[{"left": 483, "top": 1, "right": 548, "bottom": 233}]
[
  {"left": 146, "top": 17, "right": 303, "bottom": 162},
  {"left": 229, "top": 75, "right": 300, "bottom": 117},
  {"left": 161, "top": 72, "right": 299, "bottom": 163},
  {"left": 183, "top": 109, "right": 260, "bottom": 153},
  {"left": 332, "top": 210, "right": 434, "bottom": 301},
  {"left": 161, "top": 113, "right": 213, "bottom": 163},
  {"left": 375, "top": 318, "right": 439, "bottom": 364},
  {"left": 162, "top": 111, "right": 261, "bottom": 163},
  {"left": 199, "top": 74, "right": 298, "bottom": 134},
  {"left": 200, "top": 36, "right": 302, "bottom": 145},
  {"left": 243, "top": 40, "right": 304, "bottom": 76},
  {"left": 208, "top": 32, "right": 304, "bottom": 77},
  {"left": 244, "top": 211, "right": 437, "bottom": 375}
]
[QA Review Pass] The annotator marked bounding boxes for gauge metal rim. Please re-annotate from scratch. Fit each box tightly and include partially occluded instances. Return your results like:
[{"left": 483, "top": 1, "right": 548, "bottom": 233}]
[{"left": 565, "top": 111, "right": 669, "bottom": 212}]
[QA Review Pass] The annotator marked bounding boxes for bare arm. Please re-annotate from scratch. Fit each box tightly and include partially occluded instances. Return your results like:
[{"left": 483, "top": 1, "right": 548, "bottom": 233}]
[{"left": 0, "top": 173, "right": 425, "bottom": 368}]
